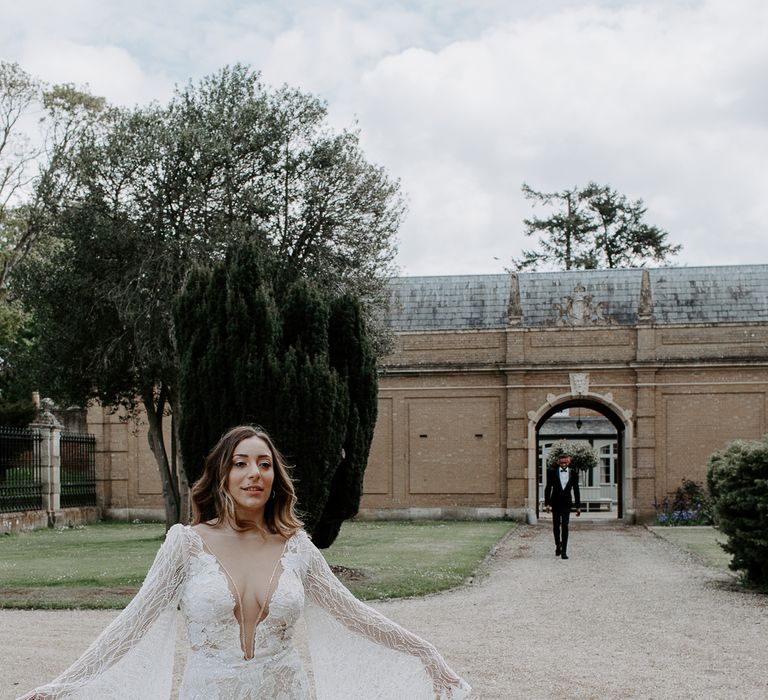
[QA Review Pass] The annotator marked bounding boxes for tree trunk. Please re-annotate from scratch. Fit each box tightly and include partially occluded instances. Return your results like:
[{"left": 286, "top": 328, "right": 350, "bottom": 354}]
[
  {"left": 141, "top": 384, "right": 180, "bottom": 530},
  {"left": 564, "top": 193, "right": 573, "bottom": 270},
  {"left": 170, "top": 393, "right": 191, "bottom": 524}
]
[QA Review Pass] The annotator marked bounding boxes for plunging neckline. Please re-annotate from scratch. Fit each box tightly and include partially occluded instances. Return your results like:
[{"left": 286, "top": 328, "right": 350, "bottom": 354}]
[{"left": 187, "top": 526, "right": 294, "bottom": 660}]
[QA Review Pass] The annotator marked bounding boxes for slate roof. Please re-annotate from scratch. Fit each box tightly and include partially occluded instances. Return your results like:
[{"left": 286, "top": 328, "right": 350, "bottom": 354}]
[
  {"left": 386, "top": 275, "right": 510, "bottom": 331},
  {"left": 649, "top": 265, "right": 768, "bottom": 324},
  {"left": 517, "top": 269, "right": 643, "bottom": 326},
  {"left": 385, "top": 265, "right": 768, "bottom": 331}
]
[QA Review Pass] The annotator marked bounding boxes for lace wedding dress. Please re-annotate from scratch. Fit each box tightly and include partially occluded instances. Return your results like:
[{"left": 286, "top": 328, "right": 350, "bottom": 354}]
[{"left": 21, "top": 525, "right": 471, "bottom": 699}]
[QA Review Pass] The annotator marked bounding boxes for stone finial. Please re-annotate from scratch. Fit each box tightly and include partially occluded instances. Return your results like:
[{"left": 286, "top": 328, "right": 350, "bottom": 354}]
[
  {"left": 30, "top": 397, "right": 64, "bottom": 429},
  {"left": 638, "top": 269, "right": 653, "bottom": 324},
  {"left": 507, "top": 273, "right": 523, "bottom": 325}
]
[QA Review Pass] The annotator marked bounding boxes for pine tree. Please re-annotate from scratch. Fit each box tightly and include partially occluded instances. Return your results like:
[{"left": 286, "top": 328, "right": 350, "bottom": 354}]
[{"left": 512, "top": 182, "right": 681, "bottom": 270}]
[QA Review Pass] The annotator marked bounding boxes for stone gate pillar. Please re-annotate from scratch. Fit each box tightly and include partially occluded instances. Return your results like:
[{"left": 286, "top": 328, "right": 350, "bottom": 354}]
[{"left": 29, "top": 398, "right": 64, "bottom": 527}]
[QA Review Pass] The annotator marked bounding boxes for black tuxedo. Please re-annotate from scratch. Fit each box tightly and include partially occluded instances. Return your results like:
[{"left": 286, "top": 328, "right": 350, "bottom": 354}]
[{"left": 544, "top": 467, "right": 581, "bottom": 557}]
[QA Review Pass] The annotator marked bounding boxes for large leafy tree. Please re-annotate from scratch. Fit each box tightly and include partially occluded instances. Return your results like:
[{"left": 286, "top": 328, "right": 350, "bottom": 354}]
[
  {"left": 17, "top": 65, "right": 400, "bottom": 527},
  {"left": 512, "top": 182, "right": 681, "bottom": 270},
  {"left": 0, "top": 63, "right": 105, "bottom": 300},
  {"left": 0, "top": 63, "right": 104, "bottom": 397},
  {"left": 175, "top": 241, "right": 376, "bottom": 544}
]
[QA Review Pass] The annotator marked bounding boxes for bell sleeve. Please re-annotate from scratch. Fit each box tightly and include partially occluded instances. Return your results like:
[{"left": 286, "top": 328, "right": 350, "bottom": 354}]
[
  {"left": 299, "top": 532, "right": 471, "bottom": 700},
  {"left": 17, "top": 523, "right": 189, "bottom": 700}
]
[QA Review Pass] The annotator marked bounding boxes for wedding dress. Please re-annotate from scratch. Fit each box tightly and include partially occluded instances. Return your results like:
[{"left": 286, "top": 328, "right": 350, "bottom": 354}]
[{"left": 21, "top": 525, "right": 471, "bottom": 699}]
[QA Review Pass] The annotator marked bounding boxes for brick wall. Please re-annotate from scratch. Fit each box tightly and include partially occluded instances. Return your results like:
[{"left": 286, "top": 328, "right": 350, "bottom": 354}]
[
  {"left": 363, "top": 322, "right": 768, "bottom": 523},
  {"left": 87, "top": 322, "right": 768, "bottom": 525}
]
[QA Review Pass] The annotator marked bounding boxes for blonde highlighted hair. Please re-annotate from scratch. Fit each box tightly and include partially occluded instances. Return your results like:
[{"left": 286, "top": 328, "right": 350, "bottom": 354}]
[{"left": 191, "top": 425, "right": 302, "bottom": 536}]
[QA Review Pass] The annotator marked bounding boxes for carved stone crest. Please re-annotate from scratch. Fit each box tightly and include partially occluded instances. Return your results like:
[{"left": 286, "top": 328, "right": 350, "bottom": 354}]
[
  {"left": 552, "top": 283, "right": 615, "bottom": 326},
  {"left": 569, "top": 372, "right": 590, "bottom": 396}
]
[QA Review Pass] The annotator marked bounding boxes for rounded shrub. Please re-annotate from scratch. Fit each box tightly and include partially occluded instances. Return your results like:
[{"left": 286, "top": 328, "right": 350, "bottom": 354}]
[
  {"left": 546, "top": 440, "right": 598, "bottom": 472},
  {"left": 707, "top": 436, "right": 768, "bottom": 587}
]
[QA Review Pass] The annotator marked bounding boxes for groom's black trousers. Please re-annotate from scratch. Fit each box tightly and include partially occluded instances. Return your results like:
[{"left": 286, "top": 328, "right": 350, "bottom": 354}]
[{"left": 552, "top": 508, "right": 571, "bottom": 553}]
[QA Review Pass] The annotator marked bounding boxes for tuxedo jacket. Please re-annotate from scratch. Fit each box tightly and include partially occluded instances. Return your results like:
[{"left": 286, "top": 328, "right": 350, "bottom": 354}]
[{"left": 544, "top": 467, "right": 581, "bottom": 512}]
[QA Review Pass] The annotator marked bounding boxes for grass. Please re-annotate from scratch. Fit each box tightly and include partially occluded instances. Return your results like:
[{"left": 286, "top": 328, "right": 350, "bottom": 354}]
[
  {"left": 0, "top": 519, "right": 514, "bottom": 609},
  {"left": 0, "top": 521, "right": 165, "bottom": 609},
  {"left": 325, "top": 519, "right": 515, "bottom": 600},
  {"left": 648, "top": 525, "right": 733, "bottom": 572}
]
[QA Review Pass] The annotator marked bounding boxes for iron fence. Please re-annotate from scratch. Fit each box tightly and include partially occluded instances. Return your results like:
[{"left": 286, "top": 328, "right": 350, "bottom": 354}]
[
  {"left": 60, "top": 431, "right": 97, "bottom": 507},
  {"left": 0, "top": 426, "right": 43, "bottom": 513}
]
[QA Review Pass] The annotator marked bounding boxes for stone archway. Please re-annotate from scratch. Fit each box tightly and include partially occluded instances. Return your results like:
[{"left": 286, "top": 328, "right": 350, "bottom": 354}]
[{"left": 526, "top": 372, "right": 635, "bottom": 524}]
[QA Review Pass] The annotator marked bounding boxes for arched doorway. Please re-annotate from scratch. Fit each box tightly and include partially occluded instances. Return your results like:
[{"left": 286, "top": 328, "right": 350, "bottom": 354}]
[{"left": 526, "top": 388, "right": 634, "bottom": 523}]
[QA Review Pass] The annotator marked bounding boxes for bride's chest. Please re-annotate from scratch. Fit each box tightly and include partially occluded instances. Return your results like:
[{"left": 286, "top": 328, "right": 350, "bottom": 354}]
[{"left": 179, "top": 552, "right": 305, "bottom": 634}]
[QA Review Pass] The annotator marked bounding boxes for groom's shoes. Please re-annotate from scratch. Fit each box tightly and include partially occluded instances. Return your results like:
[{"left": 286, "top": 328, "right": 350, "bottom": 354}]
[
  {"left": 555, "top": 545, "right": 561, "bottom": 556},
  {"left": 561, "top": 552, "right": 569, "bottom": 560}
]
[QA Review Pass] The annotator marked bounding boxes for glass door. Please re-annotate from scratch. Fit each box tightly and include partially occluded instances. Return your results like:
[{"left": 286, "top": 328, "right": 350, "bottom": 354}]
[{"left": 593, "top": 439, "right": 618, "bottom": 505}]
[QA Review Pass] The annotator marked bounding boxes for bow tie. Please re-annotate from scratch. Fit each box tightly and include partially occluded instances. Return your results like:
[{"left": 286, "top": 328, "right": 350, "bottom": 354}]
[{"left": 560, "top": 468, "right": 568, "bottom": 472}]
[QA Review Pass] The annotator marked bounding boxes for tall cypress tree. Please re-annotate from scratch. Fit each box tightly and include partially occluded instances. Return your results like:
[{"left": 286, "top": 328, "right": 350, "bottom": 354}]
[
  {"left": 312, "top": 295, "right": 378, "bottom": 547},
  {"left": 175, "top": 241, "right": 371, "bottom": 543},
  {"left": 174, "top": 266, "right": 214, "bottom": 485},
  {"left": 271, "top": 279, "right": 348, "bottom": 532},
  {"left": 175, "top": 243, "right": 279, "bottom": 484},
  {"left": 224, "top": 242, "right": 281, "bottom": 432}
]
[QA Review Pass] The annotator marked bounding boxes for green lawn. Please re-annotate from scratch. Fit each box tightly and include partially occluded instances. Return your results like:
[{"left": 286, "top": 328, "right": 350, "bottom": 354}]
[
  {"left": 324, "top": 520, "right": 514, "bottom": 599},
  {"left": 0, "top": 522, "right": 164, "bottom": 588},
  {"left": 648, "top": 525, "right": 733, "bottom": 572},
  {"left": 0, "top": 519, "right": 514, "bottom": 609},
  {"left": 0, "top": 522, "right": 165, "bottom": 608}
]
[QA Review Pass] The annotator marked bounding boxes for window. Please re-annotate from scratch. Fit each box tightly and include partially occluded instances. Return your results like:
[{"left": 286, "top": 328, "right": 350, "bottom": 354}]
[{"left": 600, "top": 443, "right": 616, "bottom": 484}]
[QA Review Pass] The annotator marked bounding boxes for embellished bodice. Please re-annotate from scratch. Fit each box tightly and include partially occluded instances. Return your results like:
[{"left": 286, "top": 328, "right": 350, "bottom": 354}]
[{"left": 177, "top": 529, "right": 310, "bottom": 699}]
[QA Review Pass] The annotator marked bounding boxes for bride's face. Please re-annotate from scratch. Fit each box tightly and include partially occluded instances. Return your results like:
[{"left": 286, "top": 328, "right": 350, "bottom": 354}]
[{"left": 226, "top": 435, "right": 275, "bottom": 518}]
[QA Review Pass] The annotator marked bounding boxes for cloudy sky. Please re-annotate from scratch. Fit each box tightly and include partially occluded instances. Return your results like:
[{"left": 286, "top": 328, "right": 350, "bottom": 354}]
[{"left": 3, "top": 0, "right": 767, "bottom": 276}]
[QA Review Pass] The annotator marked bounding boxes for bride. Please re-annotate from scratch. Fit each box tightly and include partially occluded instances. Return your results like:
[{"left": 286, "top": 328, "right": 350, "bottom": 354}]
[{"left": 20, "top": 425, "right": 471, "bottom": 699}]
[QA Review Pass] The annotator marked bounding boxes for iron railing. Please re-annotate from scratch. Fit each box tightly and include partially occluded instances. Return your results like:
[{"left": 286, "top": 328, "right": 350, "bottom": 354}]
[
  {"left": 0, "top": 426, "right": 43, "bottom": 513},
  {"left": 60, "top": 431, "right": 97, "bottom": 507}
]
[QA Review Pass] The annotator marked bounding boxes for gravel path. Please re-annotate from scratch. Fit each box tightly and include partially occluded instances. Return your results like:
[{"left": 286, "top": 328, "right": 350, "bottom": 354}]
[{"left": 4, "top": 522, "right": 768, "bottom": 699}]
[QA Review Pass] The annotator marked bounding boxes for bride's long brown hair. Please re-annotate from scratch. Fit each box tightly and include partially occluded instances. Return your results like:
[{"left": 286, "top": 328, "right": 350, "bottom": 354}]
[{"left": 191, "top": 425, "right": 302, "bottom": 536}]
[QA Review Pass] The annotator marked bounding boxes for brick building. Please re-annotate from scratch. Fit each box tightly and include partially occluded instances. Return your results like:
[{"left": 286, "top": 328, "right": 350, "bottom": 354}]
[
  {"left": 360, "top": 264, "right": 768, "bottom": 523},
  {"left": 86, "top": 264, "right": 768, "bottom": 525}
]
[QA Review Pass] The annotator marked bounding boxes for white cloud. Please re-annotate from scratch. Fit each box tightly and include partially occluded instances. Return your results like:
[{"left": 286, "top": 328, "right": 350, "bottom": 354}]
[
  {"left": 18, "top": 37, "right": 171, "bottom": 106},
  {"left": 344, "top": 0, "right": 768, "bottom": 273},
  {"left": 2, "top": 0, "right": 767, "bottom": 274}
]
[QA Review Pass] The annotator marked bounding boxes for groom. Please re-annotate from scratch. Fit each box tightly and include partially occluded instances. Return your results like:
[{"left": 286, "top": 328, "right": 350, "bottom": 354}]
[{"left": 544, "top": 454, "right": 581, "bottom": 559}]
